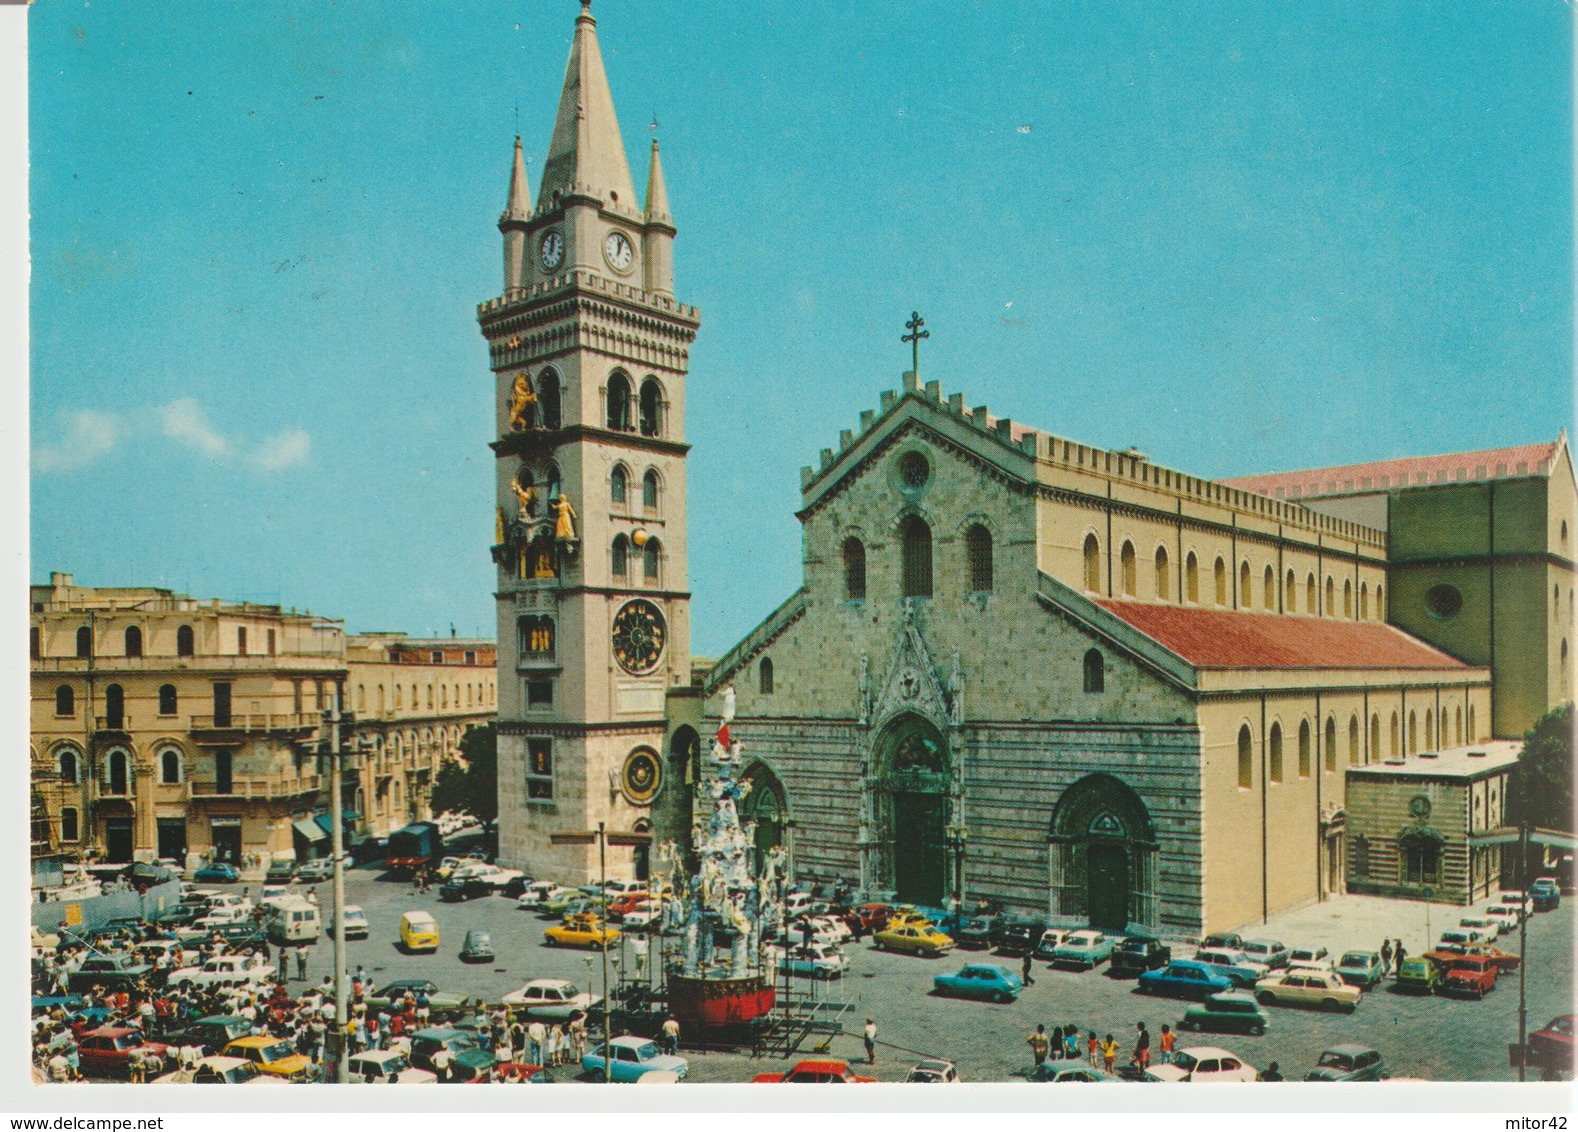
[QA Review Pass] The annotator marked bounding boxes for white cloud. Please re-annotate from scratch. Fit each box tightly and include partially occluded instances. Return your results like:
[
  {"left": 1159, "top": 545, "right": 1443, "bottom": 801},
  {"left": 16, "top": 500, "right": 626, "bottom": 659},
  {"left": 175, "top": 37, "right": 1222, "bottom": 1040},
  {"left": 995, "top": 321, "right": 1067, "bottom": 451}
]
[
  {"left": 253, "top": 427, "right": 311, "bottom": 470},
  {"left": 159, "top": 397, "right": 232, "bottom": 457},
  {"left": 33, "top": 409, "right": 120, "bottom": 472}
]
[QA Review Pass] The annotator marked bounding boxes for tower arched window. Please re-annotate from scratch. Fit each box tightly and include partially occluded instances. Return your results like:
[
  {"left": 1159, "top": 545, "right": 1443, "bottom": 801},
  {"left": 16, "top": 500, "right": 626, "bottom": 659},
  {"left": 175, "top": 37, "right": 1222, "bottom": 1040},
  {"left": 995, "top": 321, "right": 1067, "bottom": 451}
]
[
  {"left": 606, "top": 372, "right": 633, "bottom": 431},
  {"left": 1286, "top": 570, "right": 1297, "bottom": 612},
  {"left": 125, "top": 626, "right": 142, "bottom": 658},
  {"left": 759, "top": 657, "right": 774, "bottom": 695},
  {"left": 1390, "top": 712, "right": 1400, "bottom": 758},
  {"left": 1326, "top": 576, "right": 1336, "bottom": 616},
  {"left": 612, "top": 535, "right": 630, "bottom": 578},
  {"left": 1360, "top": 582, "right": 1370, "bottom": 620},
  {"left": 1468, "top": 704, "right": 1476, "bottom": 743},
  {"left": 1425, "top": 709, "right": 1433, "bottom": 751},
  {"left": 1239, "top": 561, "right": 1251, "bottom": 607},
  {"left": 638, "top": 378, "right": 663, "bottom": 437},
  {"left": 1370, "top": 714, "right": 1380, "bottom": 764},
  {"left": 1082, "top": 648, "right": 1104, "bottom": 694},
  {"left": 901, "top": 516, "right": 933, "bottom": 598},
  {"left": 1083, "top": 534, "right": 1101, "bottom": 593},
  {"left": 1324, "top": 716, "right": 1337, "bottom": 773},
  {"left": 54, "top": 685, "right": 74, "bottom": 717},
  {"left": 610, "top": 465, "right": 628, "bottom": 505},
  {"left": 1306, "top": 573, "right": 1317, "bottom": 614},
  {"left": 1269, "top": 722, "right": 1284, "bottom": 783},
  {"left": 843, "top": 538, "right": 866, "bottom": 601},
  {"left": 1349, "top": 715, "right": 1361, "bottom": 765},
  {"left": 1343, "top": 579, "right": 1353, "bottom": 618},
  {"left": 538, "top": 369, "right": 562, "bottom": 429},
  {"left": 1120, "top": 541, "right": 1137, "bottom": 597},
  {"left": 75, "top": 626, "right": 91, "bottom": 659},
  {"left": 1214, "top": 558, "right": 1228, "bottom": 606},
  {"left": 1407, "top": 710, "right": 1417, "bottom": 754},
  {"left": 177, "top": 624, "right": 195, "bottom": 657},
  {"left": 643, "top": 537, "right": 662, "bottom": 583},
  {"left": 1237, "top": 725, "right": 1253, "bottom": 789},
  {"left": 1154, "top": 546, "right": 1170, "bottom": 600},
  {"left": 58, "top": 749, "right": 78, "bottom": 784},
  {"left": 966, "top": 525, "right": 993, "bottom": 593},
  {"left": 161, "top": 749, "right": 182, "bottom": 785},
  {"left": 158, "top": 684, "right": 177, "bottom": 716},
  {"left": 1298, "top": 719, "right": 1311, "bottom": 778},
  {"left": 1455, "top": 705, "right": 1463, "bottom": 745},
  {"left": 1185, "top": 552, "right": 1199, "bottom": 603},
  {"left": 643, "top": 469, "right": 660, "bottom": 510}
]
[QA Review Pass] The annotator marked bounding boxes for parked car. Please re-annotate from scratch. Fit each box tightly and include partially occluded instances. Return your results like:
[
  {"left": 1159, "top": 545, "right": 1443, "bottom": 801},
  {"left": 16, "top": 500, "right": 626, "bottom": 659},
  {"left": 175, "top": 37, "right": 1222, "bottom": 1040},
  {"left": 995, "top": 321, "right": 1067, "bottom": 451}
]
[
  {"left": 407, "top": 1027, "right": 482, "bottom": 1074},
  {"left": 1424, "top": 940, "right": 1521, "bottom": 973},
  {"left": 1201, "top": 932, "right": 1245, "bottom": 951},
  {"left": 1457, "top": 914, "right": 1500, "bottom": 942},
  {"left": 459, "top": 929, "right": 495, "bottom": 963},
  {"left": 606, "top": 891, "right": 653, "bottom": 920},
  {"left": 1305, "top": 1044, "right": 1387, "bottom": 1081},
  {"left": 68, "top": 954, "right": 156, "bottom": 994},
  {"left": 77, "top": 1026, "right": 171, "bottom": 1080},
  {"left": 1026, "top": 1058, "right": 1120, "bottom": 1083},
  {"left": 1528, "top": 1015, "right": 1575, "bottom": 1074},
  {"left": 540, "top": 889, "right": 589, "bottom": 916},
  {"left": 364, "top": 980, "right": 472, "bottom": 1016},
  {"left": 906, "top": 1059, "right": 959, "bottom": 1083},
  {"left": 161, "top": 1014, "right": 252, "bottom": 1058},
  {"left": 1192, "top": 948, "right": 1270, "bottom": 988},
  {"left": 1254, "top": 969, "right": 1361, "bottom": 1012},
  {"left": 1530, "top": 877, "right": 1561, "bottom": 912},
  {"left": 932, "top": 963, "right": 1022, "bottom": 1003},
  {"left": 520, "top": 883, "right": 579, "bottom": 910},
  {"left": 333, "top": 905, "right": 370, "bottom": 941},
  {"left": 500, "top": 978, "right": 600, "bottom": 1019},
  {"left": 783, "top": 918, "right": 846, "bottom": 948},
  {"left": 1181, "top": 991, "right": 1269, "bottom": 1036},
  {"left": 347, "top": 1050, "right": 437, "bottom": 1084},
  {"left": 1138, "top": 961, "right": 1236, "bottom": 1001},
  {"left": 544, "top": 914, "right": 619, "bottom": 949},
  {"left": 1394, "top": 957, "right": 1439, "bottom": 994},
  {"left": 1440, "top": 955, "right": 1499, "bottom": 998},
  {"left": 1437, "top": 928, "right": 1487, "bottom": 948},
  {"left": 439, "top": 876, "right": 494, "bottom": 903},
  {"left": 581, "top": 1036, "right": 689, "bottom": 1082},
  {"left": 220, "top": 1037, "right": 314, "bottom": 1081},
  {"left": 176, "top": 922, "right": 265, "bottom": 951},
  {"left": 1051, "top": 929, "right": 1117, "bottom": 969},
  {"left": 166, "top": 1055, "right": 283, "bottom": 1085},
  {"left": 991, "top": 916, "right": 1047, "bottom": 956},
  {"left": 168, "top": 954, "right": 276, "bottom": 992},
  {"left": 1240, "top": 939, "right": 1290, "bottom": 970},
  {"left": 1145, "top": 1046, "right": 1257, "bottom": 1083},
  {"left": 193, "top": 863, "right": 241, "bottom": 884},
  {"left": 1483, "top": 903, "right": 1524, "bottom": 932},
  {"left": 296, "top": 859, "right": 334, "bottom": 883},
  {"left": 771, "top": 941, "right": 850, "bottom": 980},
  {"left": 1110, "top": 937, "right": 1172, "bottom": 976},
  {"left": 1334, "top": 950, "right": 1384, "bottom": 990},
  {"left": 847, "top": 903, "right": 893, "bottom": 933},
  {"left": 873, "top": 923, "right": 952, "bottom": 957},
  {"left": 449, "top": 862, "right": 524, "bottom": 890},
  {"left": 620, "top": 900, "right": 666, "bottom": 932},
  {"left": 1286, "top": 945, "right": 1332, "bottom": 970},
  {"left": 1031, "top": 929, "right": 1071, "bottom": 961},
  {"left": 951, "top": 915, "right": 998, "bottom": 950},
  {"left": 1499, "top": 890, "right": 1532, "bottom": 917},
  {"left": 264, "top": 861, "right": 296, "bottom": 884},
  {"left": 399, "top": 911, "right": 441, "bottom": 952},
  {"left": 752, "top": 1058, "right": 874, "bottom": 1083}
]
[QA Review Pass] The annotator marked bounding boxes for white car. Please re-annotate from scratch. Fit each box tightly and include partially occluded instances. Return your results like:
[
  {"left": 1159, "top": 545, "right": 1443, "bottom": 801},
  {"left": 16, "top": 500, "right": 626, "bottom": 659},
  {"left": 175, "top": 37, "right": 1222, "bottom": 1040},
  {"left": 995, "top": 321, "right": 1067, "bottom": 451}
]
[
  {"left": 1146, "top": 1046, "right": 1258, "bottom": 1083},
  {"left": 768, "top": 940, "right": 849, "bottom": 979},
  {"left": 168, "top": 954, "right": 276, "bottom": 991},
  {"left": 347, "top": 1049, "right": 435, "bottom": 1084},
  {"left": 501, "top": 978, "right": 601, "bottom": 1019},
  {"left": 193, "top": 909, "right": 252, "bottom": 931},
  {"left": 1483, "top": 904, "right": 1523, "bottom": 932},
  {"left": 1457, "top": 915, "right": 1500, "bottom": 942},
  {"left": 620, "top": 901, "right": 665, "bottom": 931},
  {"left": 1286, "top": 946, "right": 1330, "bottom": 969},
  {"left": 451, "top": 862, "right": 524, "bottom": 889},
  {"left": 518, "top": 884, "right": 578, "bottom": 910},
  {"left": 782, "top": 920, "right": 845, "bottom": 948},
  {"left": 338, "top": 905, "right": 369, "bottom": 940},
  {"left": 296, "top": 859, "right": 334, "bottom": 883}
]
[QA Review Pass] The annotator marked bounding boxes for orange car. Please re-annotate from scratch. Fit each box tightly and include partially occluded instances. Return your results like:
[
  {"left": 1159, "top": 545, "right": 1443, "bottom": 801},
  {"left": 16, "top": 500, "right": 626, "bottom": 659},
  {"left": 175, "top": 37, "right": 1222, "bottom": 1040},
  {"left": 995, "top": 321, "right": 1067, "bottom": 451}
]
[
  {"left": 1423, "top": 941, "right": 1521, "bottom": 973},
  {"left": 753, "top": 1059, "right": 876, "bottom": 1083}
]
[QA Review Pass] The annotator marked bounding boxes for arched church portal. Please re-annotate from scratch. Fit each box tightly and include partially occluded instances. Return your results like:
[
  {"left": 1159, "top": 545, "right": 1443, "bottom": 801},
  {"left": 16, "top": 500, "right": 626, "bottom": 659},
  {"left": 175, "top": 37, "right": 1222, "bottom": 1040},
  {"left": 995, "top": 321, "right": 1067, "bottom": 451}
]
[
  {"left": 739, "top": 762, "right": 788, "bottom": 873},
  {"left": 1048, "top": 774, "right": 1158, "bottom": 931},
  {"left": 875, "top": 714, "right": 949, "bottom": 906}
]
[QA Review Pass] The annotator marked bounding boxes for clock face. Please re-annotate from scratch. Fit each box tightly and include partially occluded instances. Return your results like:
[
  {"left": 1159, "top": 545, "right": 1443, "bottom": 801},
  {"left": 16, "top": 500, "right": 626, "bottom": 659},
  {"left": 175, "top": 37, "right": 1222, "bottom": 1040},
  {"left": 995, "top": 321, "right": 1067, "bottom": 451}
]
[
  {"left": 621, "top": 748, "right": 662, "bottom": 806},
  {"left": 603, "top": 230, "right": 634, "bottom": 273},
  {"left": 539, "top": 230, "right": 565, "bottom": 271},
  {"left": 611, "top": 598, "right": 666, "bottom": 675}
]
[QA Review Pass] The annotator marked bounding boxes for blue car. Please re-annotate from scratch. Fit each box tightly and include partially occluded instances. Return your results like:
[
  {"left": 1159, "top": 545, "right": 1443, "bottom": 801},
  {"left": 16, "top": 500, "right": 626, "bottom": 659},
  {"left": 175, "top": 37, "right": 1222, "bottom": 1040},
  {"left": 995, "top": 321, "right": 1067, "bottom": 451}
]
[
  {"left": 933, "top": 963, "right": 1023, "bottom": 1004},
  {"left": 1530, "top": 878, "right": 1561, "bottom": 912},
  {"left": 1137, "top": 960, "right": 1235, "bottom": 1001},
  {"left": 193, "top": 863, "right": 240, "bottom": 884},
  {"left": 581, "top": 1036, "right": 689, "bottom": 1082}
]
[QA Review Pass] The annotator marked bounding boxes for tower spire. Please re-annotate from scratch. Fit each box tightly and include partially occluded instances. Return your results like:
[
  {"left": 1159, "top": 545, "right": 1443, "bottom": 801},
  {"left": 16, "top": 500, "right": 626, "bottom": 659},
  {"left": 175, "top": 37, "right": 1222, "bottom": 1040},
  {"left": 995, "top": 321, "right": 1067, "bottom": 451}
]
[
  {"left": 539, "top": 0, "right": 638, "bottom": 211},
  {"left": 644, "top": 138, "right": 671, "bottom": 226},
  {"left": 499, "top": 136, "right": 532, "bottom": 291},
  {"left": 502, "top": 135, "right": 531, "bottom": 222}
]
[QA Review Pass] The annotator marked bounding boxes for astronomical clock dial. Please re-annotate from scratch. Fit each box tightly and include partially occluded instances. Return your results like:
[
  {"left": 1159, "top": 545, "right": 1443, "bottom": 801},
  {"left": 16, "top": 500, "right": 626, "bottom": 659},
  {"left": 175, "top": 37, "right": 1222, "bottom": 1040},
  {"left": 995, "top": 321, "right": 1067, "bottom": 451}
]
[
  {"left": 539, "top": 230, "right": 565, "bottom": 271},
  {"left": 621, "top": 748, "right": 662, "bottom": 805},
  {"left": 603, "top": 230, "right": 634, "bottom": 273},
  {"left": 611, "top": 598, "right": 666, "bottom": 675}
]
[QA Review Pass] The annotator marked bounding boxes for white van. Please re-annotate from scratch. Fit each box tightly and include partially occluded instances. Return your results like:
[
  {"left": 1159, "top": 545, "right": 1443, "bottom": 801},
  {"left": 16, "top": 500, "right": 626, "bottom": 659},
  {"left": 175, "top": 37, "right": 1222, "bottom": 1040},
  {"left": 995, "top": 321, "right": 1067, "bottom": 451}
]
[{"left": 264, "top": 898, "right": 321, "bottom": 944}]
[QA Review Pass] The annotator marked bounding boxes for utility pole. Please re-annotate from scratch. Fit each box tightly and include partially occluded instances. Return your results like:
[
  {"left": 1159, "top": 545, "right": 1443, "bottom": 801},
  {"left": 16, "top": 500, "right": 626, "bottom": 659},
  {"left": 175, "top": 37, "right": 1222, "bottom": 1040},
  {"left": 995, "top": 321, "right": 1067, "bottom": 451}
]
[
  {"left": 328, "top": 686, "right": 348, "bottom": 1084},
  {"left": 1517, "top": 812, "right": 1529, "bottom": 1082}
]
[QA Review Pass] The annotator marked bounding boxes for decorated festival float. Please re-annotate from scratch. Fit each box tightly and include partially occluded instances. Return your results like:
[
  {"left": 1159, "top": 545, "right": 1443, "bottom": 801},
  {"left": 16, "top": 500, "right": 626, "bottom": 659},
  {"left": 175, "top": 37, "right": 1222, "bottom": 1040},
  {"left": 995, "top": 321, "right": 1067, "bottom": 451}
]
[{"left": 658, "top": 685, "right": 782, "bottom": 1032}]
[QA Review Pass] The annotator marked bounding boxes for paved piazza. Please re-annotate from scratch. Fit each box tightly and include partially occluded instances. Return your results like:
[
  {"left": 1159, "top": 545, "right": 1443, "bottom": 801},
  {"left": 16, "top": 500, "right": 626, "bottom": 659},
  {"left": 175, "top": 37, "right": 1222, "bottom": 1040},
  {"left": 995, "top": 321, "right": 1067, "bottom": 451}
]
[{"left": 288, "top": 851, "right": 1574, "bottom": 1085}]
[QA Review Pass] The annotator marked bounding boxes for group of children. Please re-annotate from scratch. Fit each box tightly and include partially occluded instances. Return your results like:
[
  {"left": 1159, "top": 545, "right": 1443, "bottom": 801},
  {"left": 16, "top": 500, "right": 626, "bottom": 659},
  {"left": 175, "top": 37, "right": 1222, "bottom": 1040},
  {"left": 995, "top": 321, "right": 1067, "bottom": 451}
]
[{"left": 1026, "top": 1021, "right": 1175, "bottom": 1076}]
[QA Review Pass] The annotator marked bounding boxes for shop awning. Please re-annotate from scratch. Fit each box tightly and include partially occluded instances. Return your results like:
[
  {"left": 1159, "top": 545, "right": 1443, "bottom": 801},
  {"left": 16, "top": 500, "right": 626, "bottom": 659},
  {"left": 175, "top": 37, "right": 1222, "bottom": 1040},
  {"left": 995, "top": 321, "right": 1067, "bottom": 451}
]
[{"left": 293, "top": 818, "right": 328, "bottom": 843}]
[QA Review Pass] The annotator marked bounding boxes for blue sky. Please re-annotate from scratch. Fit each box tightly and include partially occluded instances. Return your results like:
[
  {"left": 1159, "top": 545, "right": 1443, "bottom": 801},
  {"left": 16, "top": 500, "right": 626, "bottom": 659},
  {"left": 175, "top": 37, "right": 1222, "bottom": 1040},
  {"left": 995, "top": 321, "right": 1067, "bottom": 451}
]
[{"left": 27, "top": 0, "right": 1573, "bottom": 657}]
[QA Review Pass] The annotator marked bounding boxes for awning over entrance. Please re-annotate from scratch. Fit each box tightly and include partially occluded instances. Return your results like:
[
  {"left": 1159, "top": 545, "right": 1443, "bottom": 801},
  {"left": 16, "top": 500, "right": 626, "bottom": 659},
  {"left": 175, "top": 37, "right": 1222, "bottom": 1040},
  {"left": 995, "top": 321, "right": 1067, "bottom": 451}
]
[{"left": 293, "top": 818, "right": 328, "bottom": 843}]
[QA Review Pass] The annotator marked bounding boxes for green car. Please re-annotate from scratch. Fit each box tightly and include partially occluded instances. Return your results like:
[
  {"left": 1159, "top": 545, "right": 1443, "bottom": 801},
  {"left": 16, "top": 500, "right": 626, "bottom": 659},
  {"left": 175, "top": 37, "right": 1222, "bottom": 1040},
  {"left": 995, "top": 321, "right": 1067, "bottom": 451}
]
[
  {"left": 1181, "top": 991, "right": 1269, "bottom": 1036},
  {"left": 364, "top": 979, "right": 473, "bottom": 1016},
  {"left": 540, "top": 891, "right": 588, "bottom": 916},
  {"left": 1395, "top": 957, "right": 1438, "bottom": 994}
]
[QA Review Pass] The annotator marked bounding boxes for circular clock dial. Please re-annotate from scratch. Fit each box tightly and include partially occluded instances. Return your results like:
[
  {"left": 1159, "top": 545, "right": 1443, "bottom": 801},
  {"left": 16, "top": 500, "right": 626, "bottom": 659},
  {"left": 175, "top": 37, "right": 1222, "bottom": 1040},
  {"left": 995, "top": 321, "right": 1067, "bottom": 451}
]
[
  {"left": 621, "top": 748, "right": 662, "bottom": 805},
  {"left": 603, "top": 230, "right": 634, "bottom": 273},
  {"left": 611, "top": 598, "right": 666, "bottom": 675},
  {"left": 539, "top": 230, "right": 565, "bottom": 271}
]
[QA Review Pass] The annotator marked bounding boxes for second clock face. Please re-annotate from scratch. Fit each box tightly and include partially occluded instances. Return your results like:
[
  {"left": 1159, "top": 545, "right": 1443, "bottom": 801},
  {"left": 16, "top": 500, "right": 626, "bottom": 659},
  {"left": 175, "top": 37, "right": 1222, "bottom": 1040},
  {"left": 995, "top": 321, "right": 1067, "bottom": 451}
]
[
  {"left": 603, "top": 230, "right": 634, "bottom": 273},
  {"left": 611, "top": 598, "right": 666, "bottom": 675},
  {"left": 539, "top": 230, "right": 564, "bottom": 271}
]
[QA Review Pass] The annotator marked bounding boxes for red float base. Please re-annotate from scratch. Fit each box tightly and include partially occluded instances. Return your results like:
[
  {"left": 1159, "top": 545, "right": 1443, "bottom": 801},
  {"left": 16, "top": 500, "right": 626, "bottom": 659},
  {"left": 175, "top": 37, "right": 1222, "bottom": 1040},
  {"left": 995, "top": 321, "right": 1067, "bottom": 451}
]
[{"left": 666, "top": 973, "right": 775, "bottom": 1029}]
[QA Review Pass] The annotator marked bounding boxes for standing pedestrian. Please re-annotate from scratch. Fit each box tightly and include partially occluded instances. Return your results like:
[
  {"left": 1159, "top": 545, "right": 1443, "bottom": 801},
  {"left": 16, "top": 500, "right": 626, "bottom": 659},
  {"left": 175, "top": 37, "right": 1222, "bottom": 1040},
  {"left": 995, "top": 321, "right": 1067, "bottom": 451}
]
[
  {"left": 1101, "top": 1033, "right": 1117, "bottom": 1075},
  {"left": 431, "top": 1046, "right": 451, "bottom": 1082},
  {"left": 1159, "top": 1023, "right": 1175, "bottom": 1065},
  {"left": 661, "top": 1015, "right": 680, "bottom": 1057},
  {"left": 295, "top": 948, "right": 307, "bottom": 982},
  {"left": 1132, "top": 1021, "right": 1151, "bottom": 1072},
  {"left": 527, "top": 1019, "right": 546, "bottom": 1065},
  {"left": 1020, "top": 949, "right": 1035, "bottom": 986},
  {"left": 1380, "top": 939, "right": 1394, "bottom": 976},
  {"left": 633, "top": 934, "right": 649, "bottom": 981},
  {"left": 1087, "top": 1031, "right": 1100, "bottom": 1068},
  {"left": 1394, "top": 939, "right": 1407, "bottom": 972},
  {"left": 1258, "top": 1061, "right": 1284, "bottom": 1082},
  {"left": 1050, "top": 1026, "right": 1064, "bottom": 1062},
  {"left": 863, "top": 1018, "right": 877, "bottom": 1065},
  {"left": 1063, "top": 1024, "right": 1079, "bottom": 1059},
  {"left": 1027, "top": 1024, "right": 1050, "bottom": 1067}
]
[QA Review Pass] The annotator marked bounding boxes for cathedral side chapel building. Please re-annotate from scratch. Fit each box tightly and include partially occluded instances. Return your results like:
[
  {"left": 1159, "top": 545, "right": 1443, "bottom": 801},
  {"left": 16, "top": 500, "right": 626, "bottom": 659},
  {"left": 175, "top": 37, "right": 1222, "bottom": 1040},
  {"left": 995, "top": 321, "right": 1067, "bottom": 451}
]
[{"left": 482, "top": 3, "right": 1573, "bottom": 937}]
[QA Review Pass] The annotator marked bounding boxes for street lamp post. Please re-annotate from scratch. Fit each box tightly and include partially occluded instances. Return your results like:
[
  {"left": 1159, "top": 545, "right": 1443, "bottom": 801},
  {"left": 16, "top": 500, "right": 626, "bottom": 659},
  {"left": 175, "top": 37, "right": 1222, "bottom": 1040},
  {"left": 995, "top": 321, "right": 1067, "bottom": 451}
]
[{"left": 945, "top": 824, "right": 969, "bottom": 912}]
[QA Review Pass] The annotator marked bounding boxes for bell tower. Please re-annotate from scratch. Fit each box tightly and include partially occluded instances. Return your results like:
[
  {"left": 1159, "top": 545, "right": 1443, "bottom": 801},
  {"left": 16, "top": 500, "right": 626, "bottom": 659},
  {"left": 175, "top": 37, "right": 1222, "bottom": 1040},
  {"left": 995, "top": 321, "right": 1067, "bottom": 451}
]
[{"left": 478, "top": 0, "right": 698, "bottom": 880}]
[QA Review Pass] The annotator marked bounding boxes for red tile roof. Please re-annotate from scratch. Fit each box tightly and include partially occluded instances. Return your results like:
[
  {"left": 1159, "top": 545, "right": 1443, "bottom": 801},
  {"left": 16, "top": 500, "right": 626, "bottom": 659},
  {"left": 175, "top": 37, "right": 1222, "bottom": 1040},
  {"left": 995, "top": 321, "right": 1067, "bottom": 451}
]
[
  {"left": 1093, "top": 600, "right": 1472, "bottom": 671},
  {"left": 1219, "top": 440, "right": 1561, "bottom": 500}
]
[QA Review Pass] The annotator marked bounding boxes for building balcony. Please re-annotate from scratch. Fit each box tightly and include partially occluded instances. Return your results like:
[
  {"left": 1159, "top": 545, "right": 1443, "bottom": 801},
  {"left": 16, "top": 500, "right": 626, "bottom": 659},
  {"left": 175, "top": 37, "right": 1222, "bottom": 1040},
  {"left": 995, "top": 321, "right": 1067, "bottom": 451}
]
[
  {"left": 188, "top": 712, "right": 321, "bottom": 742},
  {"left": 32, "top": 655, "right": 347, "bottom": 673},
  {"left": 187, "top": 773, "right": 324, "bottom": 801}
]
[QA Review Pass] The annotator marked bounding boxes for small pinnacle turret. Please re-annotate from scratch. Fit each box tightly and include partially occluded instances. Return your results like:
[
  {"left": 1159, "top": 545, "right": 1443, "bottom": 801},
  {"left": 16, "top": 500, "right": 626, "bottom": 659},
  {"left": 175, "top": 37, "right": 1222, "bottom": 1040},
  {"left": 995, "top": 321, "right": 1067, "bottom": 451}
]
[
  {"left": 502, "top": 135, "right": 531, "bottom": 224},
  {"left": 499, "top": 136, "right": 532, "bottom": 291},
  {"left": 644, "top": 139, "right": 671, "bottom": 227}
]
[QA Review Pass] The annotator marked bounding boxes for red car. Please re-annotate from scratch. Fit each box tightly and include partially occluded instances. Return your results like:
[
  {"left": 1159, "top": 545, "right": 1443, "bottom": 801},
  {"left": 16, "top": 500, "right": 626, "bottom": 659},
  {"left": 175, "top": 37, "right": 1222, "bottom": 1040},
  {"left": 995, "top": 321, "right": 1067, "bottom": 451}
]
[
  {"left": 1529, "top": 1015, "right": 1575, "bottom": 1074},
  {"left": 606, "top": 891, "right": 652, "bottom": 920},
  {"left": 843, "top": 903, "right": 893, "bottom": 934},
  {"left": 1441, "top": 956, "right": 1499, "bottom": 998},
  {"left": 76, "top": 1026, "right": 171, "bottom": 1080},
  {"left": 753, "top": 1059, "right": 876, "bottom": 1083}
]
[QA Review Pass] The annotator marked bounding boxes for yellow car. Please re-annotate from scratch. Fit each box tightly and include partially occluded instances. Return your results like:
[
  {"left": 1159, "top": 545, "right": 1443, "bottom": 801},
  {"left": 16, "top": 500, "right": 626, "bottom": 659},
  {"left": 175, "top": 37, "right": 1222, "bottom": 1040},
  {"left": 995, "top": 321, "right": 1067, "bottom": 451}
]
[
  {"left": 873, "top": 923, "right": 952, "bottom": 957},
  {"left": 544, "top": 913, "right": 620, "bottom": 950},
  {"left": 221, "top": 1036, "right": 314, "bottom": 1081}
]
